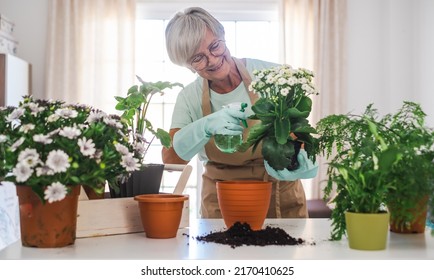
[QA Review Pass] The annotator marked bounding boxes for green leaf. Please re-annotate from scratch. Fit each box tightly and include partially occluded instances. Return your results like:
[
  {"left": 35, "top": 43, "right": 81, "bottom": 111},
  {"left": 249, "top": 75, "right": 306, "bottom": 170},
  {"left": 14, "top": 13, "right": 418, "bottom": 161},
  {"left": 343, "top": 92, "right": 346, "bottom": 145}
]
[
  {"left": 262, "top": 136, "right": 296, "bottom": 170},
  {"left": 378, "top": 147, "right": 402, "bottom": 170},
  {"left": 238, "top": 123, "right": 271, "bottom": 152},
  {"left": 274, "top": 117, "right": 289, "bottom": 145},
  {"left": 296, "top": 96, "right": 312, "bottom": 113},
  {"left": 286, "top": 107, "right": 310, "bottom": 118},
  {"left": 251, "top": 99, "right": 276, "bottom": 123},
  {"left": 155, "top": 128, "right": 172, "bottom": 148}
]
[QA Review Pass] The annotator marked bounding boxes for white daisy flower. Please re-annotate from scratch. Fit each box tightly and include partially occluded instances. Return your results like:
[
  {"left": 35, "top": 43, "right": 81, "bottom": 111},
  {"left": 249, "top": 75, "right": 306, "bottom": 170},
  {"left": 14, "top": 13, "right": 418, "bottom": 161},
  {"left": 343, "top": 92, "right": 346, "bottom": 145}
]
[
  {"left": 78, "top": 137, "right": 96, "bottom": 156},
  {"left": 121, "top": 154, "right": 140, "bottom": 172},
  {"left": 0, "top": 134, "right": 7, "bottom": 143},
  {"left": 18, "top": 148, "right": 40, "bottom": 167},
  {"left": 6, "top": 108, "right": 25, "bottom": 123},
  {"left": 277, "top": 77, "right": 287, "bottom": 85},
  {"left": 33, "top": 134, "right": 53, "bottom": 144},
  {"left": 46, "top": 150, "right": 70, "bottom": 173},
  {"left": 55, "top": 108, "right": 78, "bottom": 119},
  {"left": 28, "top": 102, "right": 44, "bottom": 116},
  {"left": 103, "top": 116, "right": 122, "bottom": 129},
  {"left": 19, "top": 123, "right": 35, "bottom": 133},
  {"left": 87, "top": 111, "right": 106, "bottom": 123},
  {"left": 280, "top": 88, "right": 290, "bottom": 96},
  {"left": 115, "top": 143, "right": 130, "bottom": 155},
  {"left": 10, "top": 137, "right": 25, "bottom": 152},
  {"left": 59, "top": 126, "right": 81, "bottom": 139},
  {"left": 44, "top": 182, "right": 68, "bottom": 203},
  {"left": 36, "top": 165, "right": 55, "bottom": 177},
  {"left": 133, "top": 141, "right": 147, "bottom": 154},
  {"left": 47, "top": 114, "right": 60, "bottom": 122},
  {"left": 12, "top": 162, "right": 33, "bottom": 183}
]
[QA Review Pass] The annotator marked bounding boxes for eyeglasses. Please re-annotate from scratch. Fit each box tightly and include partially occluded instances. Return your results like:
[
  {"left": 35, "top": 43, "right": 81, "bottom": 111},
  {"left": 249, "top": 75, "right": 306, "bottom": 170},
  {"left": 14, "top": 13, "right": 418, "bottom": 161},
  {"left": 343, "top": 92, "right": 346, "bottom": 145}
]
[{"left": 190, "top": 40, "right": 226, "bottom": 71}]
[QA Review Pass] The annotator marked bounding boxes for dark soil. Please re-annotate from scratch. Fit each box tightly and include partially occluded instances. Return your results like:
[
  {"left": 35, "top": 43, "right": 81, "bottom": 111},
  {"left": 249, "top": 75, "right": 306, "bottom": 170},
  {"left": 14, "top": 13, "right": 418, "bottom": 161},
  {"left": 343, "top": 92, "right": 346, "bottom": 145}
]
[
  {"left": 287, "top": 140, "right": 302, "bottom": 171},
  {"left": 192, "top": 222, "right": 307, "bottom": 249}
]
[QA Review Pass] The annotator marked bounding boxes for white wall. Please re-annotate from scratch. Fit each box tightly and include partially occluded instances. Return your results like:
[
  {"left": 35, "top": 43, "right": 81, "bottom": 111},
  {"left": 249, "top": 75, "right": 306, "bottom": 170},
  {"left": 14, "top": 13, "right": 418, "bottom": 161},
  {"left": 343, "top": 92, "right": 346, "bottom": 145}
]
[
  {"left": 346, "top": 0, "right": 434, "bottom": 126},
  {"left": 1, "top": 0, "right": 433, "bottom": 126},
  {"left": 0, "top": 0, "right": 48, "bottom": 99}
]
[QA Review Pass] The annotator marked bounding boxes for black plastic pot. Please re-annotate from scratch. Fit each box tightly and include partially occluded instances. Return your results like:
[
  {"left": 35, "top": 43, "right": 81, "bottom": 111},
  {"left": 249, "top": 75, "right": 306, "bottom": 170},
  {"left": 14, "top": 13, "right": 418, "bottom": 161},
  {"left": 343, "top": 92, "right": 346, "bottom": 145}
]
[{"left": 110, "top": 163, "right": 164, "bottom": 198}]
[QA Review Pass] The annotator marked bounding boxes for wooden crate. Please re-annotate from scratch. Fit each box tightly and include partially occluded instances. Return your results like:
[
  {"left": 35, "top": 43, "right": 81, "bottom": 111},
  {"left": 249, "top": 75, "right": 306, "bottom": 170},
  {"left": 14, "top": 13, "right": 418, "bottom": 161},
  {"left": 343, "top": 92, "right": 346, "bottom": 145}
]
[{"left": 76, "top": 164, "right": 192, "bottom": 238}]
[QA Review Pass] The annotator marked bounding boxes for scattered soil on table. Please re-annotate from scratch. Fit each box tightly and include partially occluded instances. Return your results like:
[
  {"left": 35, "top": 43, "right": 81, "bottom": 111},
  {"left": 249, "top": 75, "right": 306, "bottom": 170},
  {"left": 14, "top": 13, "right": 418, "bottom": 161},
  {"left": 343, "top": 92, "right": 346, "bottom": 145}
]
[{"left": 190, "top": 222, "right": 308, "bottom": 249}]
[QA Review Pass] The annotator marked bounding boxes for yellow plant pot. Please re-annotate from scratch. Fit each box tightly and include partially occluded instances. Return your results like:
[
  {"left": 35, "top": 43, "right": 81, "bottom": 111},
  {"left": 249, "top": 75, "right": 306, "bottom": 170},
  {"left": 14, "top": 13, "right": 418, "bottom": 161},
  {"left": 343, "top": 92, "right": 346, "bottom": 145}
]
[{"left": 345, "top": 211, "right": 390, "bottom": 250}]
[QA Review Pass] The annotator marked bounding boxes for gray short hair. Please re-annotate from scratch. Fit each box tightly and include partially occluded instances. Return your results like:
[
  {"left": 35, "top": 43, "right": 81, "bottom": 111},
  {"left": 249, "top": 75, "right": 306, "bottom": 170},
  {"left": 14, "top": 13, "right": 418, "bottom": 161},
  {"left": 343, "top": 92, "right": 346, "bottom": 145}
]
[{"left": 165, "top": 7, "right": 225, "bottom": 68}]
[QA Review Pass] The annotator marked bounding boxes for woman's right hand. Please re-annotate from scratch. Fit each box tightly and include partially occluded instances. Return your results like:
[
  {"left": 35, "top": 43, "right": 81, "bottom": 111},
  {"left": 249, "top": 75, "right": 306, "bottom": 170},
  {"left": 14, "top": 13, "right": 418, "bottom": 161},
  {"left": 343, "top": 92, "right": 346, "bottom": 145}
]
[
  {"left": 203, "top": 107, "right": 246, "bottom": 136},
  {"left": 168, "top": 108, "right": 247, "bottom": 161}
]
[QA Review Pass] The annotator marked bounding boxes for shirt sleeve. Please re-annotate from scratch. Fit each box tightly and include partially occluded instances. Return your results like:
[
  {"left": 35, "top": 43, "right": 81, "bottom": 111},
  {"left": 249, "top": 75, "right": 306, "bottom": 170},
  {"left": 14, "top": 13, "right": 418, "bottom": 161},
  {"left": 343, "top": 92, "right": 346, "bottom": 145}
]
[{"left": 170, "top": 77, "right": 204, "bottom": 129}]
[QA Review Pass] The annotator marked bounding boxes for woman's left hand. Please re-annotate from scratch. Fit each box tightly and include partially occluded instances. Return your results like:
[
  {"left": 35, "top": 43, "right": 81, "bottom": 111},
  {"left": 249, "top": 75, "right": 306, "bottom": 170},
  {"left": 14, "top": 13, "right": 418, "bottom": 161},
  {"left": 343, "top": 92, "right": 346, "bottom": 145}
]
[{"left": 264, "top": 150, "right": 318, "bottom": 181}]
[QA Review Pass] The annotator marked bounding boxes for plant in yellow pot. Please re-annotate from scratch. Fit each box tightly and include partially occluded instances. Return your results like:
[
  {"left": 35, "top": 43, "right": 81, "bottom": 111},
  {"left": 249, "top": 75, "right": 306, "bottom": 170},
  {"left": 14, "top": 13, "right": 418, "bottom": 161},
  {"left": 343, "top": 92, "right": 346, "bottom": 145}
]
[
  {"left": 316, "top": 104, "right": 404, "bottom": 250},
  {"left": 0, "top": 96, "right": 140, "bottom": 247}
]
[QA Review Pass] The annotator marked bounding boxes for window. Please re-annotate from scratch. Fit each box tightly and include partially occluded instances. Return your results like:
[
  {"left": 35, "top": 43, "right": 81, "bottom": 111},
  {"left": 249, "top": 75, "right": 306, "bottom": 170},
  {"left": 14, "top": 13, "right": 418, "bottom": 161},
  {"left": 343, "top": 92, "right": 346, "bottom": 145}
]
[{"left": 135, "top": 1, "right": 280, "bottom": 217}]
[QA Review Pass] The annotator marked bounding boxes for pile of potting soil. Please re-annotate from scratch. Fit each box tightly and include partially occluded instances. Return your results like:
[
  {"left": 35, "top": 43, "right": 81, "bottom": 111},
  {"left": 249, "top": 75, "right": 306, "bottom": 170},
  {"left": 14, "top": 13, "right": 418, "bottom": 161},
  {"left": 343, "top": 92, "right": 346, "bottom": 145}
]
[{"left": 194, "top": 222, "right": 306, "bottom": 249}]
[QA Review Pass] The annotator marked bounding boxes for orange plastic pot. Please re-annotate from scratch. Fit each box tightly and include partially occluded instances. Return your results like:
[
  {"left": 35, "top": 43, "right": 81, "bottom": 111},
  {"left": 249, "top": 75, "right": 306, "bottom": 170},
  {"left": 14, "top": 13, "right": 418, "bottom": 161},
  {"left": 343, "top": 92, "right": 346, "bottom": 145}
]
[
  {"left": 216, "top": 180, "right": 272, "bottom": 230},
  {"left": 389, "top": 195, "right": 429, "bottom": 234},
  {"left": 134, "top": 194, "right": 188, "bottom": 238},
  {"left": 16, "top": 185, "right": 80, "bottom": 248}
]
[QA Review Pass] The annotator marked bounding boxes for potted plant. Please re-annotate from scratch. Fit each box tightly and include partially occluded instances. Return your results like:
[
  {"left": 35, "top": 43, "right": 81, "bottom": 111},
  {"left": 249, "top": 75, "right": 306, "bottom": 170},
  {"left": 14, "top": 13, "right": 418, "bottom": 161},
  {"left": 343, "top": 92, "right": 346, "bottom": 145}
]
[
  {"left": 0, "top": 96, "right": 140, "bottom": 247},
  {"left": 316, "top": 104, "right": 403, "bottom": 250},
  {"left": 380, "top": 102, "right": 434, "bottom": 233},
  {"left": 239, "top": 64, "right": 319, "bottom": 172},
  {"left": 111, "top": 76, "right": 183, "bottom": 197}
]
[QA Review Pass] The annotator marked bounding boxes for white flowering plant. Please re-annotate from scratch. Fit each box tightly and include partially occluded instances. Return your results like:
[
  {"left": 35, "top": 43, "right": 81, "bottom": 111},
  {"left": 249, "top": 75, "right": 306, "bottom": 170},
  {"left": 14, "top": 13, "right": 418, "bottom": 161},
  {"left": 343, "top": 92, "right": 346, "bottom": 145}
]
[
  {"left": 239, "top": 65, "right": 319, "bottom": 171},
  {"left": 0, "top": 96, "right": 142, "bottom": 203}
]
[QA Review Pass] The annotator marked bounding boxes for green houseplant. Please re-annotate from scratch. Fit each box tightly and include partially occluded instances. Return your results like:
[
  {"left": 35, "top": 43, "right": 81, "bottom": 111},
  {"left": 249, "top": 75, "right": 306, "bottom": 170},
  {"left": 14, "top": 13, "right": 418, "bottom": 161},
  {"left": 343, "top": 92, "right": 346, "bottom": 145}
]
[
  {"left": 0, "top": 96, "right": 140, "bottom": 247},
  {"left": 239, "top": 64, "right": 319, "bottom": 171},
  {"left": 111, "top": 76, "right": 183, "bottom": 196},
  {"left": 380, "top": 102, "right": 434, "bottom": 233},
  {"left": 316, "top": 104, "right": 403, "bottom": 249}
]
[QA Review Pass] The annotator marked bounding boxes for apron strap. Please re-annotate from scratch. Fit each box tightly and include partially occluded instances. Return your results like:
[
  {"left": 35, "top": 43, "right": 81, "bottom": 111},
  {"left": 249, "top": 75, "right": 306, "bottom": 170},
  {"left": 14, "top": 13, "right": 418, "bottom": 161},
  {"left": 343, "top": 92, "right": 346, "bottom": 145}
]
[{"left": 201, "top": 57, "right": 257, "bottom": 117}]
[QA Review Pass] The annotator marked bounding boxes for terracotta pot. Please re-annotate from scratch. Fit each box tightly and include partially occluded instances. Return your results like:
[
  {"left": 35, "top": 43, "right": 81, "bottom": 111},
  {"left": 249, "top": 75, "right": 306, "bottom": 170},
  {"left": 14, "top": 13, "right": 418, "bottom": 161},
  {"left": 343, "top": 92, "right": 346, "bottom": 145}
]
[
  {"left": 389, "top": 195, "right": 429, "bottom": 234},
  {"left": 345, "top": 211, "right": 390, "bottom": 250},
  {"left": 134, "top": 193, "right": 188, "bottom": 238},
  {"left": 83, "top": 184, "right": 105, "bottom": 199},
  {"left": 16, "top": 185, "right": 81, "bottom": 248},
  {"left": 216, "top": 180, "right": 272, "bottom": 230}
]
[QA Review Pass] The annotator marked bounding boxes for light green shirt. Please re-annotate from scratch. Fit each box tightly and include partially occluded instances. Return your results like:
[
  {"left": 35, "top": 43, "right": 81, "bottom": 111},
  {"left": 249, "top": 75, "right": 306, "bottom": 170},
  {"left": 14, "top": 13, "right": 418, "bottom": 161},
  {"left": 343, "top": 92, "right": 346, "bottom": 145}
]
[{"left": 170, "top": 58, "right": 279, "bottom": 162}]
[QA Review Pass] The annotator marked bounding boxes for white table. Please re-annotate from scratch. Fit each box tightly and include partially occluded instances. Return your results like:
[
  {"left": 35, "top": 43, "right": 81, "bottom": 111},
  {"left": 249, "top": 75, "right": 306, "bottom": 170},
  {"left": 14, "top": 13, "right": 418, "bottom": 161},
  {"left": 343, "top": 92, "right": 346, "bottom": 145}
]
[{"left": 1, "top": 218, "right": 433, "bottom": 260}]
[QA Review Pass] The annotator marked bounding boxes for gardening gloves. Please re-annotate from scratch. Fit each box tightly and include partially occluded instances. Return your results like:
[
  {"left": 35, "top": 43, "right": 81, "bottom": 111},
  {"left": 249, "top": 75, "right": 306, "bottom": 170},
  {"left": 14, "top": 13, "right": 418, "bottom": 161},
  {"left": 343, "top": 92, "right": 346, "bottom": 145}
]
[
  {"left": 264, "top": 149, "right": 319, "bottom": 181},
  {"left": 173, "top": 107, "right": 247, "bottom": 161}
]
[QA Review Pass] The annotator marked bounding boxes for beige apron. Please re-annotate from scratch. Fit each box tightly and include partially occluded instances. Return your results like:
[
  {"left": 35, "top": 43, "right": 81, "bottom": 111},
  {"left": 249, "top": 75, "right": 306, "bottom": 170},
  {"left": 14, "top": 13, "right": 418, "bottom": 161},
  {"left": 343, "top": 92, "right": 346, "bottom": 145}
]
[{"left": 200, "top": 57, "right": 308, "bottom": 219}]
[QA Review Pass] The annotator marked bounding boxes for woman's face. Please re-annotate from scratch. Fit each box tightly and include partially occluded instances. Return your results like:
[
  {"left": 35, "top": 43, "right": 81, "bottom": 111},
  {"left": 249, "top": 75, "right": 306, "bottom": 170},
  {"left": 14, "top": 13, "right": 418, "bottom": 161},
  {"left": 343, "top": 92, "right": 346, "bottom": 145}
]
[{"left": 189, "top": 29, "right": 233, "bottom": 81}]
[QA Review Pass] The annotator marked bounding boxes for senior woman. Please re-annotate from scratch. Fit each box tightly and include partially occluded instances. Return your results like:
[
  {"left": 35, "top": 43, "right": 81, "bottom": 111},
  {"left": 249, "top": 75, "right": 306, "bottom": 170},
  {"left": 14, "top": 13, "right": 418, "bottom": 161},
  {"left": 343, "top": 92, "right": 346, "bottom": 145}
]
[{"left": 162, "top": 7, "right": 314, "bottom": 218}]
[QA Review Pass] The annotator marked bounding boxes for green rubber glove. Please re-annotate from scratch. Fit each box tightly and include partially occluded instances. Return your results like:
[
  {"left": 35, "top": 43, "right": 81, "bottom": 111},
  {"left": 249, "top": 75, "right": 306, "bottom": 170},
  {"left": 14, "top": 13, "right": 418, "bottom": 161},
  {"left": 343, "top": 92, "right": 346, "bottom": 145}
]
[{"left": 173, "top": 107, "right": 247, "bottom": 161}]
